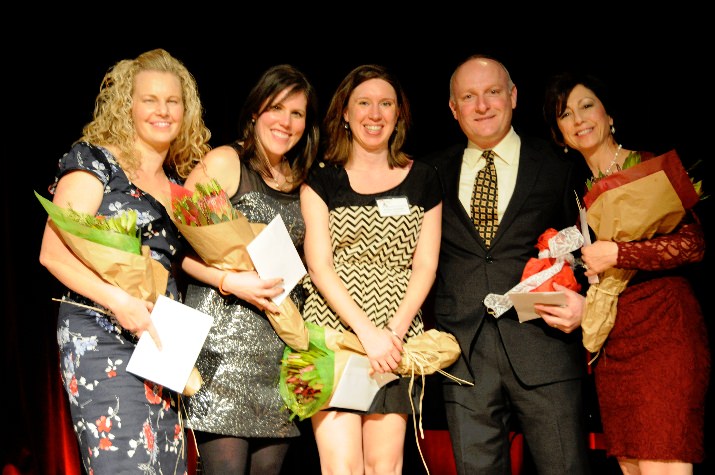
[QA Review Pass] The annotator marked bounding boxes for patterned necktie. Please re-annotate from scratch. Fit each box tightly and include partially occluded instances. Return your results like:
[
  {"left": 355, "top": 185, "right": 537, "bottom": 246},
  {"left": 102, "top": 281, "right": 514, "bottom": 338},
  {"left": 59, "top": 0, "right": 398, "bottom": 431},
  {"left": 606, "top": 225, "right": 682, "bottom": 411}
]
[{"left": 471, "top": 150, "right": 498, "bottom": 246}]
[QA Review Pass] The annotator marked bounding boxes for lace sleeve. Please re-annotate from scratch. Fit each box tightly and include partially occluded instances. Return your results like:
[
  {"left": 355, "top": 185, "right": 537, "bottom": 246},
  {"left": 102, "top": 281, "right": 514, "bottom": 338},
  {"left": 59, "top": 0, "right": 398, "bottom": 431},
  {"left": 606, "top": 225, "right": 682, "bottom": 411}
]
[{"left": 617, "top": 211, "right": 705, "bottom": 271}]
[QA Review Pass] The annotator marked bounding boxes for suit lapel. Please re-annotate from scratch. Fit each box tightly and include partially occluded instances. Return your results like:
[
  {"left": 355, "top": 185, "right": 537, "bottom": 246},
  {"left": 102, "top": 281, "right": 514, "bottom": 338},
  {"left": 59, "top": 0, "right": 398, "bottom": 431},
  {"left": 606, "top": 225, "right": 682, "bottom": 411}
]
[
  {"left": 494, "top": 144, "right": 541, "bottom": 239},
  {"left": 436, "top": 143, "right": 544, "bottom": 250},
  {"left": 438, "top": 148, "right": 485, "bottom": 246}
]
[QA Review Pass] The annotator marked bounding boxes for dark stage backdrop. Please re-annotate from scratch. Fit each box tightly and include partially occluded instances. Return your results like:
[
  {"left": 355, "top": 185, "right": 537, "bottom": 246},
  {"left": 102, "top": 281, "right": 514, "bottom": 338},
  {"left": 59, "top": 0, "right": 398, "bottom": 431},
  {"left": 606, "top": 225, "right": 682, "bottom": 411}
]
[{"left": 6, "top": 31, "right": 713, "bottom": 474}]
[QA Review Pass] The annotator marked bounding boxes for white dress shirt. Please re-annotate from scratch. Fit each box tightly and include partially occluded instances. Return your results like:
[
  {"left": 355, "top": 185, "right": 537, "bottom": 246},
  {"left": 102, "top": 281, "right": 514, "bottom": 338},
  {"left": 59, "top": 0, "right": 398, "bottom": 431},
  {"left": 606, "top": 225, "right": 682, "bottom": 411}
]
[{"left": 458, "top": 127, "right": 521, "bottom": 223}]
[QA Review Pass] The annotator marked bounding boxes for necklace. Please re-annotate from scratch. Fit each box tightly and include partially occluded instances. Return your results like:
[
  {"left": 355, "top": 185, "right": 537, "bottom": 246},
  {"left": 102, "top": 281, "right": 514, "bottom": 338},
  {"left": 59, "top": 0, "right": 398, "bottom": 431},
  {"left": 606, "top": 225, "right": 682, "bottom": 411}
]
[
  {"left": 601, "top": 144, "right": 622, "bottom": 176},
  {"left": 267, "top": 157, "right": 288, "bottom": 188}
]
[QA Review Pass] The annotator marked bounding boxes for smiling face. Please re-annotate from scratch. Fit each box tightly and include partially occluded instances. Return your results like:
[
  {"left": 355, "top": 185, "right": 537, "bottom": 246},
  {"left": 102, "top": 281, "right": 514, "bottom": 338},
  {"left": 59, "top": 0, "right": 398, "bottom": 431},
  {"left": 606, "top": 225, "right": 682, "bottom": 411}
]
[
  {"left": 557, "top": 84, "right": 613, "bottom": 155},
  {"left": 343, "top": 78, "right": 398, "bottom": 154},
  {"left": 255, "top": 87, "right": 308, "bottom": 162},
  {"left": 131, "top": 70, "right": 184, "bottom": 151},
  {"left": 449, "top": 58, "right": 516, "bottom": 149}
]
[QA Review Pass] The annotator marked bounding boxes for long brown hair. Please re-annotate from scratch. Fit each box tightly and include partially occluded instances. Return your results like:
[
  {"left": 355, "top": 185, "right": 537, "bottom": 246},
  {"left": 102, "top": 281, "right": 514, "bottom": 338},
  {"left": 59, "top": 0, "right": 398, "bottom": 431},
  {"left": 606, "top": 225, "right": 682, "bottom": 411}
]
[
  {"left": 233, "top": 64, "right": 319, "bottom": 192},
  {"left": 322, "top": 64, "right": 412, "bottom": 168}
]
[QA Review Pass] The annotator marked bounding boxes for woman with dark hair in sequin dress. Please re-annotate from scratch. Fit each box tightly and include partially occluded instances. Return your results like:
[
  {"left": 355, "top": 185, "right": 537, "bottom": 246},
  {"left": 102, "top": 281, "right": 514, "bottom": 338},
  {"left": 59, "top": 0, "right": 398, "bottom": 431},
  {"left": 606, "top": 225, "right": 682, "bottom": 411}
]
[{"left": 181, "top": 64, "right": 319, "bottom": 475}]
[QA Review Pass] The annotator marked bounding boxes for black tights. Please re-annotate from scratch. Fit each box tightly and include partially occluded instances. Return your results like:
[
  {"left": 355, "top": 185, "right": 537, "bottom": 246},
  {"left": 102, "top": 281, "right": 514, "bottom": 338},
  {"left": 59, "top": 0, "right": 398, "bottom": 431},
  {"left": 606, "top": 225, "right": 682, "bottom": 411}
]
[{"left": 194, "top": 431, "right": 290, "bottom": 475}]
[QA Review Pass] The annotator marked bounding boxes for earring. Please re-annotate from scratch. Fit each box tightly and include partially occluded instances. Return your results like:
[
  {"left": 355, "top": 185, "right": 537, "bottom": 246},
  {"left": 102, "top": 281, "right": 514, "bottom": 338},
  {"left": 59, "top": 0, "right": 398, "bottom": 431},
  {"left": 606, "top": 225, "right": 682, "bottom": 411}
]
[
  {"left": 344, "top": 122, "right": 349, "bottom": 130},
  {"left": 564, "top": 146, "right": 568, "bottom": 154},
  {"left": 251, "top": 118, "right": 256, "bottom": 124},
  {"left": 610, "top": 125, "right": 615, "bottom": 134}
]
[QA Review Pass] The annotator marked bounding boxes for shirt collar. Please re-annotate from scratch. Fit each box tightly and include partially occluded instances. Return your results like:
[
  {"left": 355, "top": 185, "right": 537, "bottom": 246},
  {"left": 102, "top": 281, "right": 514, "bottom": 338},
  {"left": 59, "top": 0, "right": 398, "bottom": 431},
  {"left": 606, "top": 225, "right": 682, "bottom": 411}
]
[{"left": 464, "top": 127, "right": 519, "bottom": 167}]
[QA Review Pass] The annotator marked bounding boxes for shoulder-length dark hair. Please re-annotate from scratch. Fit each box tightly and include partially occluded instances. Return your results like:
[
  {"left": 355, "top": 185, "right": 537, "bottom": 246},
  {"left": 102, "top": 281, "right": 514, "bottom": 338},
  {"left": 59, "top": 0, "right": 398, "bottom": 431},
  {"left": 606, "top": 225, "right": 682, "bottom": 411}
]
[
  {"left": 543, "top": 71, "right": 615, "bottom": 148},
  {"left": 322, "top": 64, "right": 412, "bottom": 168},
  {"left": 234, "top": 64, "right": 319, "bottom": 191}
]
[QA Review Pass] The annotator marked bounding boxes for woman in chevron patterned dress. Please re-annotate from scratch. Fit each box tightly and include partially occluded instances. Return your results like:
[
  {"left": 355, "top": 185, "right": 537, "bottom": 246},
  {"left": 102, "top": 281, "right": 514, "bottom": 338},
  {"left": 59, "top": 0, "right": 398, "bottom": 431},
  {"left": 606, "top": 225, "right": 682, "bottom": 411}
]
[{"left": 301, "top": 64, "right": 443, "bottom": 474}]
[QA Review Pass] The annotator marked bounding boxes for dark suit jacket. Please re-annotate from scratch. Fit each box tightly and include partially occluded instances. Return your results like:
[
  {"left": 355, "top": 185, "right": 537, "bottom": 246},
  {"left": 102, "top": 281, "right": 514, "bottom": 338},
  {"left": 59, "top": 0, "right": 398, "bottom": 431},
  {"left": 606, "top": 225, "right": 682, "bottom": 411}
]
[{"left": 423, "top": 136, "right": 586, "bottom": 387}]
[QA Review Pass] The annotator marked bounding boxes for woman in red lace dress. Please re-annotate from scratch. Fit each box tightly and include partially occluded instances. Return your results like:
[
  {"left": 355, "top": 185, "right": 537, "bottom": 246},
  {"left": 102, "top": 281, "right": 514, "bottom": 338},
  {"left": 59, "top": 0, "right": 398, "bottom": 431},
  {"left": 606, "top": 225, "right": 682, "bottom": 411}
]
[{"left": 542, "top": 71, "right": 710, "bottom": 475}]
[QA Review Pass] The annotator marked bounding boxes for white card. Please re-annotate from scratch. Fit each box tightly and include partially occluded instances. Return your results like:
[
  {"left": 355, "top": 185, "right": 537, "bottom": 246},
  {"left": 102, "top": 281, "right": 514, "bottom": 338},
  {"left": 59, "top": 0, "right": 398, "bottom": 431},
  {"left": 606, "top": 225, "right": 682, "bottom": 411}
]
[
  {"left": 246, "top": 214, "right": 307, "bottom": 305},
  {"left": 507, "top": 291, "right": 567, "bottom": 323},
  {"left": 328, "top": 354, "right": 398, "bottom": 411},
  {"left": 126, "top": 295, "right": 214, "bottom": 393}
]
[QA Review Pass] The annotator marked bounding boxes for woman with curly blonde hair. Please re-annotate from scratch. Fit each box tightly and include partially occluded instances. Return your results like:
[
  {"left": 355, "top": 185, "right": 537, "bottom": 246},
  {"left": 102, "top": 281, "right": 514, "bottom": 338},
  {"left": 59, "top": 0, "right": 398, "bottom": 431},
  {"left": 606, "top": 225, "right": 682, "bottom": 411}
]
[
  {"left": 80, "top": 48, "right": 211, "bottom": 181},
  {"left": 39, "top": 48, "right": 211, "bottom": 473}
]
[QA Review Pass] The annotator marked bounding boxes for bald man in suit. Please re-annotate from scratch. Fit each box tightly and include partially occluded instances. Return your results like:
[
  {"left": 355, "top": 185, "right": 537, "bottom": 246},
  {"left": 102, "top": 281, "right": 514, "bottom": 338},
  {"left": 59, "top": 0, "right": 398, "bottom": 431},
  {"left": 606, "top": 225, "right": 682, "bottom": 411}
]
[{"left": 423, "top": 55, "right": 591, "bottom": 475}]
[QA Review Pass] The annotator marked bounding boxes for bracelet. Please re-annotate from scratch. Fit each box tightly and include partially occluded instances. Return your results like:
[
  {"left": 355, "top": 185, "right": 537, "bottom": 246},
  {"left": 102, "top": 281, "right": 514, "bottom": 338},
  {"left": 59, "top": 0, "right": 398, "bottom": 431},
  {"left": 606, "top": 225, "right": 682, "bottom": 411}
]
[
  {"left": 218, "top": 272, "right": 231, "bottom": 296},
  {"left": 386, "top": 326, "right": 401, "bottom": 340}
]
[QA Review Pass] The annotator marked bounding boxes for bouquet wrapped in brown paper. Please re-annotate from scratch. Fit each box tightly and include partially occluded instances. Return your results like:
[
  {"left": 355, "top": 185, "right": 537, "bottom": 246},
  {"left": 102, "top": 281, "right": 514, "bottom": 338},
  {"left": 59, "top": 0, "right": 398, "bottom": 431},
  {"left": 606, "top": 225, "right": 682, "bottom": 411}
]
[
  {"left": 581, "top": 149, "right": 702, "bottom": 354},
  {"left": 35, "top": 190, "right": 202, "bottom": 395},
  {"left": 35, "top": 190, "right": 168, "bottom": 304},
  {"left": 328, "top": 326, "right": 464, "bottom": 380},
  {"left": 279, "top": 322, "right": 469, "bottom": 474},
  {"left": 279, "top": 322, "right": 467, "bottom": 421},
  {"left": 171, "top": 180, "right": 309, "bottom": 351}
]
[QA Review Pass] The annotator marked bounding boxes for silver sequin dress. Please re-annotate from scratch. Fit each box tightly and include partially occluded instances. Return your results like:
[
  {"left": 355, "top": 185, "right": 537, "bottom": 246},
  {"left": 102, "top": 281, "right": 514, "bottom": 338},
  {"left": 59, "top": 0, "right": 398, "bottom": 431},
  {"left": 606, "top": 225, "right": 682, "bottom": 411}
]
[{"left": 183, "top": 161, "right": 303, "bottom": 438}]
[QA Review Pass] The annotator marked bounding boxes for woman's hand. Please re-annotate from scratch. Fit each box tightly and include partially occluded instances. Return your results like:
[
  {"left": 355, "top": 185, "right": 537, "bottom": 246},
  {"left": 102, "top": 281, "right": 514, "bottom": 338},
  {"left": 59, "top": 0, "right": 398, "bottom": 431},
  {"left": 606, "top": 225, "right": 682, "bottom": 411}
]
[
  {"left": 220, "top": 270, "right": 283, "bottom": 313},
  {"left": 581, "top": 240, "right": 618, "bottom": 277},
  {"left": 359, "top": 326, "right": 402, "bottom": 374},
  {"left": 106, "top": 287, "right": 163, "bottom": 349}
]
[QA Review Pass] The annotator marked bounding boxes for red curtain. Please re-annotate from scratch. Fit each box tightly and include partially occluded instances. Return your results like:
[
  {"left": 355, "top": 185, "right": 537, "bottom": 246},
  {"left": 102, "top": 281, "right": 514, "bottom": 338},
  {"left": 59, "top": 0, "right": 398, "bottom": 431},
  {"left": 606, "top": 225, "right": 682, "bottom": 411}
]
[{"left": 46, "top": 367, "right": 82, "bottom": 474}]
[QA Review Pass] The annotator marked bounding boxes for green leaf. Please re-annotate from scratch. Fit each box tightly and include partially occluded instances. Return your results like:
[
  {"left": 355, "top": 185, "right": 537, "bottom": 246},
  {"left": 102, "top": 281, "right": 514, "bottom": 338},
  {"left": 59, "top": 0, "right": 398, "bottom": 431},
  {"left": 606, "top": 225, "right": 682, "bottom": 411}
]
[{"left": 35, "top": 190, "right": 142, "bottom": 255}]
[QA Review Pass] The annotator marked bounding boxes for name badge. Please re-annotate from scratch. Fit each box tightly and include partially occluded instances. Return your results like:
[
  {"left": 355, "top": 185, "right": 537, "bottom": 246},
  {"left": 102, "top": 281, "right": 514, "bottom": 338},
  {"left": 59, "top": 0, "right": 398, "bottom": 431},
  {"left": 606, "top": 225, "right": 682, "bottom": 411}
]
[{"left": 376, "top": 196, "right": 410, "bottom": 217}]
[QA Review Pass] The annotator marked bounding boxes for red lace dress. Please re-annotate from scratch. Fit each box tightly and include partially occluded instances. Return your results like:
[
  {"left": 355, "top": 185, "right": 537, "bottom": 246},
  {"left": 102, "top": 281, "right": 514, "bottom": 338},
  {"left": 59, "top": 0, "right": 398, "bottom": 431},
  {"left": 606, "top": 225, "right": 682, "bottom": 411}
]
[{"left": 593, "top": 215, "right": 710, "bottom": 462}]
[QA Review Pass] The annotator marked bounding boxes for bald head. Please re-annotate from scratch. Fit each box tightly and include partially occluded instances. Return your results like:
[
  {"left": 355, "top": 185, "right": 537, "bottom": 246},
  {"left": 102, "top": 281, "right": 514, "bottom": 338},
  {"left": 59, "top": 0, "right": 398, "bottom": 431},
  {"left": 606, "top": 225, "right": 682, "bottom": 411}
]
[
  {"left": 450, "top": 55, "right": 514, "bottom": 100},
  {"left": 448, "top": 54, "right": 517, "bottom": 149}
]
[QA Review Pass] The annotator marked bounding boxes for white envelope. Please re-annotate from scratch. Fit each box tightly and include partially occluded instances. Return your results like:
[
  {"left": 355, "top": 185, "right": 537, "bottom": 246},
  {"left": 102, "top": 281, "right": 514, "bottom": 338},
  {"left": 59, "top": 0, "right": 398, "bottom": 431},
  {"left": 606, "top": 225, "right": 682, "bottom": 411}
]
[
  {"left": 328, "top": 354, "right": 398, "bottom": 411},
  {"left": 246, "top": 214, "right": 307, "bottom": 306},
  {"left": 507, "top": 291, "right": 567, "bottom": 323},
  {"left": 126, "top": 295, "right": 214, "bottom": 393}
]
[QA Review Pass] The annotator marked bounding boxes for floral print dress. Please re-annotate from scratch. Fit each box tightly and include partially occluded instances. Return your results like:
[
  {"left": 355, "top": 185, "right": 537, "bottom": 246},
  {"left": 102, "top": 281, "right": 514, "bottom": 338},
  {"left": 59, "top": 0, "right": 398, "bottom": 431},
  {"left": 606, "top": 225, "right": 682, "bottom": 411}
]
[{"left": 51, "top": 142, "right": 187, "bottom": 474}]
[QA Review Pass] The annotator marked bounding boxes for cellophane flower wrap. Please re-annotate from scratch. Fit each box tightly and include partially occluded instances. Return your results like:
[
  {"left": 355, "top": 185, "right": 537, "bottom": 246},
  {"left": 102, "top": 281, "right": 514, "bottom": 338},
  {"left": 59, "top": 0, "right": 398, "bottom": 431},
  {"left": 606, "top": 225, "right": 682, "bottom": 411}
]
[
  {"left": 581, "top": 149, "right": 702, "bottom": 354},
  {"left": 484, "top": 226, "right": 584, "bottom": 318},
  {"left": 171, "top": 180, "right": 309, "bottom": 351},
  {"left": 34, "top": 190, "right": 168, "bottom": 302},
  {"left": 279, "top": 322, "right": 466, "bottom": 422},
  {"left": 278, "top": 322, "right": 336, "bottom": 421}
]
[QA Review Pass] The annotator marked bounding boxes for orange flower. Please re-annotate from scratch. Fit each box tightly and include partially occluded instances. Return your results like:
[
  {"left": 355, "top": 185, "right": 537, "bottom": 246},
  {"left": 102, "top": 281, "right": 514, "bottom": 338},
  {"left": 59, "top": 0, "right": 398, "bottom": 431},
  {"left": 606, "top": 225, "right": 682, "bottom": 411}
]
[
  {"left": 144, "top": 382, "right": 163, "bottom": 404},
  {"left": 143, "top": 421, "right": 156, "bottom": 451},
  {"left": 96, "top": 416, "right": 112, "bottom": 433},
  {"left": 98, "top": 437, "right": 113, "bottom": 450},
  {"left": 69, "top": 375, "right": 79, "bottom": 396},
  {"left": 171, "top": 179, "right": 241, "bottom": 226}
]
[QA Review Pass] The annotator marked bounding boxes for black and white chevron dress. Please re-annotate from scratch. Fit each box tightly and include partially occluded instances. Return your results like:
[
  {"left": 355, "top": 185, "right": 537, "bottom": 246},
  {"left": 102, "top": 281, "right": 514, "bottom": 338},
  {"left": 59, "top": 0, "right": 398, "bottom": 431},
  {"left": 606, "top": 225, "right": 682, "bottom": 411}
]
[{"left": 302, "top": 159, "right": 442, "bottom": 414}]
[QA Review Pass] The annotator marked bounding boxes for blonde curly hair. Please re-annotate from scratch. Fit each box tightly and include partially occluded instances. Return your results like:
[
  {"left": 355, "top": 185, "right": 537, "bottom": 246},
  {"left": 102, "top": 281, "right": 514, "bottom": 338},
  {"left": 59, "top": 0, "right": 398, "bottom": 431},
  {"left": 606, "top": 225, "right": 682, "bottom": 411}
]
[{"left": 79, "top": 48, "right": 211, "bottom": 179}]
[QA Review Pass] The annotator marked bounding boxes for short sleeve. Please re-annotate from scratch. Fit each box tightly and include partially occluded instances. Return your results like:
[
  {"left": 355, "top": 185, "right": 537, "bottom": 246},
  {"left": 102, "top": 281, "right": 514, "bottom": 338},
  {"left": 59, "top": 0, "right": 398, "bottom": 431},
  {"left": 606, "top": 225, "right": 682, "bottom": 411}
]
[
  {"left": 305, "top": 161, "right": 339, "bottom": 205},
  {"left": 421, "top": 163, "right": 442, "bottom": 212},
  {"left": 50, "top": 142, "right": 112, "bottom": 194}
]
